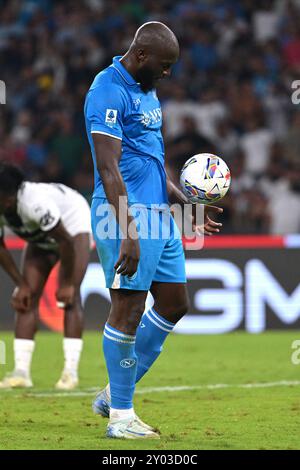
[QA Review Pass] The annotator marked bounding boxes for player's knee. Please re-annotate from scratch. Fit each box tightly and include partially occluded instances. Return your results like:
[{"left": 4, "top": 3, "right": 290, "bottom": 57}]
[
  {"left": 163, "top": 297, "right": 190, "bottom": 322},
  {"left": 111, "top": 301, "right": 145, "bottom": 335},
  {"left": 16, "top": 309, "right": 39, "bottom": 333},
  {"left": 127, "top": 303, "right": 145, "bottom": 331},
  {"left": 174, "top": 299, "right": 189, "bottom": 317}
]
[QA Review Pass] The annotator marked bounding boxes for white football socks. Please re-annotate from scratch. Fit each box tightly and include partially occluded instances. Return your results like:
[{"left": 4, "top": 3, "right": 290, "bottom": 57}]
[
  {"left": 14, "top": 339, "right": 35, "bottom": 378},
  {"left": 63, "top": 338, "right": 83, "bottom": 377},
  {"left": 13, "top": 338, "right": 83, "bottom": 381}
]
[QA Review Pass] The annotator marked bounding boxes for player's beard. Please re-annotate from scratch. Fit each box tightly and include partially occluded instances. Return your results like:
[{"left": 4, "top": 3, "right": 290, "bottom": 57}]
[{"left": 136, "top": 66, "right": 156, "bottom": 92}]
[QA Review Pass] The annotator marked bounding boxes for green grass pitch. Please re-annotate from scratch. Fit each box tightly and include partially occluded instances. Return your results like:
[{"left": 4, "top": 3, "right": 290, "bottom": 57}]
[{"left": 1, "top": 331, "right": 300, "bottom": 450}]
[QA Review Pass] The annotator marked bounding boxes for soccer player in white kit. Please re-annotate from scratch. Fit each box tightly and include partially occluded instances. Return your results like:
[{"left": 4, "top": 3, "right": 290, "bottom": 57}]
[{"left": 0, "top": 163, "right": 92, "bottom": 390}]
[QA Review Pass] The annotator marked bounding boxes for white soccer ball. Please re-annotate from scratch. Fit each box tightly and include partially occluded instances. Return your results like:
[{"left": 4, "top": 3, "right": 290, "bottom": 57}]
[{"left": 180, "top": 153, "right": 231, "bottom": 204}]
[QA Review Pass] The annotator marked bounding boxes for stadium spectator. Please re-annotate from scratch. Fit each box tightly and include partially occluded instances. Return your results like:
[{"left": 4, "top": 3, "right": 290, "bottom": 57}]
[
  {"left": 166, "top": 115, "right": 214, "bottom": 180},
  {"left": 282, "top": 111, "right": 300, "bottom": 165},
  {"left": 239, "top": 117, "right": 275, "bottom": 177},
  {"left": 1, "top": 0, "right": 300, "bottom": 234}
]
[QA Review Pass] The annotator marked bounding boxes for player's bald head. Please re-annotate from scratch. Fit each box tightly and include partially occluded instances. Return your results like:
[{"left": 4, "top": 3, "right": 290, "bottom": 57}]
[
  {"left": 130, "top": 22, "right": 179, "bottom": 59},
  {"left": 125, "top": 22, "right": 179, "bottom": 91}
]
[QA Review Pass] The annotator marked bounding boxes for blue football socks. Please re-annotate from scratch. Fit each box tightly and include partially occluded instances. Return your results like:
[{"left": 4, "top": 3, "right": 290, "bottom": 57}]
[
  {"left": 135, "top": 308, "right": 175, "bottom": 383},
  {"left": 103, "top": 323, "right": 137, "bottom": 410}
]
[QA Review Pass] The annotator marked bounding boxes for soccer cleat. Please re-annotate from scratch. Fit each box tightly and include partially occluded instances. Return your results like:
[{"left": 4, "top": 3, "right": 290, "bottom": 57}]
[
  {"left": 55, "top": 371, "right": 78, "bottom": 390},
  {"left": 92, "top": 388, "right": 110, "bottom": 417},
  {"left": 106, "top": 416, "right": 160, "bottom": 439},
  {"left": 0, "top": 370, "right": 33, "bottom": 389},
  {"left": 92, "top": 388, "right": 158, "bottom": 432}
]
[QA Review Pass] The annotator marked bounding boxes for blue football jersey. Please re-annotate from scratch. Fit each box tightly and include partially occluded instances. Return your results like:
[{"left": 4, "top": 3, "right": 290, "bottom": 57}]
[{"left": 84, "top": 56, "right": 168, "bottom": 206}]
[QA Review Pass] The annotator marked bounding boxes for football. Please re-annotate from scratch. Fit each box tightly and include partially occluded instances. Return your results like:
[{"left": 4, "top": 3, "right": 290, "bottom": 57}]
[{"left": 180, "top": 153, "right": 231, "bottom": 204}]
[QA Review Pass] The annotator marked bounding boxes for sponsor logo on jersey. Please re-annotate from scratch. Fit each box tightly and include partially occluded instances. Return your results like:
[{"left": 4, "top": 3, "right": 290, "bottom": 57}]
[{"left": 140, "top": 108, "right": 162, "bottom": 127}]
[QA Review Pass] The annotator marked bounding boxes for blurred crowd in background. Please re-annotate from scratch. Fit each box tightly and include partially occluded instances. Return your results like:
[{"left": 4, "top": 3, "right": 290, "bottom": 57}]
[{"left": 1, "top": 0, "right": 300, "bottom": 234}]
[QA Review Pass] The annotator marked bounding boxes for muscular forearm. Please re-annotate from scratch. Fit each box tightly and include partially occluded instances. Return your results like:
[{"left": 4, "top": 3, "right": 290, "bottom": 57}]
[
  {"left": 58, "top": 239, "right": 75, "bottom": 284},
  {"left": 166, "top": 174, "right": 188, "bottom": 205},
  {"left": 0, "top": 243, "right": 24, "bottom": 286}
]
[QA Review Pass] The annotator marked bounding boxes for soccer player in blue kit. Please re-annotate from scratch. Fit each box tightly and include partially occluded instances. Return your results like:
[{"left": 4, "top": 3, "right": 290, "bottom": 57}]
[{"left": 84, "top": 22, "right": 223, "bottom": 439}]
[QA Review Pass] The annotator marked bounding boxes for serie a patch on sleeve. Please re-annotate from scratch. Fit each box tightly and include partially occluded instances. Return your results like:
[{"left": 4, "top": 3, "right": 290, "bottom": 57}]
[{"left": 105, "top": 109, "right": 118, "bottom": 127}]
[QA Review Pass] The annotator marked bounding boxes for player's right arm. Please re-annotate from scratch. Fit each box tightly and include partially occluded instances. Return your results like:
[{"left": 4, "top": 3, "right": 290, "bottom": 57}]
[
  {"left": 92, "top": 133, "right": 140, "bottom": 276},
  {"left": 0, "top": 229, "right": 31, "bottom": 313},
  {"left": 86, "top": 82, "right": 139, "bottom": 277}
]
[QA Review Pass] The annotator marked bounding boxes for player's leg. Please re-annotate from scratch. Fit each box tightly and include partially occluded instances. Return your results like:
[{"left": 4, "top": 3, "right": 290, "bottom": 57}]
[
  {"left": 102, "top": 287, "right": 159, "bottom": 437},
  {"left": 135, "top": 282, "right": 189, "bottom": 383},
  {"left": 95, "top": 282, "right": 188, "bottom": 426},
  {"left": 135, "top": 216, "right": 188, "bottom": 383},
  {"left": 55, "top": 233, "right": 91, "bottom": 390},
  {"left": 91, "top": 199, "right": 161, "bottom": 438},
  {"left": 150, "top": 281, "right": 189, "bottom": 324},
  {"left": 0, "top": 244, "right": 57, "bottom": 388},
  {"left": 105, "top": 288, "right": 147, "bottom": 411}
]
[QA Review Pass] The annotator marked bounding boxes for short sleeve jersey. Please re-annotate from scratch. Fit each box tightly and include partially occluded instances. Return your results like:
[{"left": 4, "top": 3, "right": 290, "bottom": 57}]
[
  {"left": 0, "top": 182, "right": 61, "bottom": 247},
  {"left": 84, "top": 56, "right": 168, "bottom": 206}
]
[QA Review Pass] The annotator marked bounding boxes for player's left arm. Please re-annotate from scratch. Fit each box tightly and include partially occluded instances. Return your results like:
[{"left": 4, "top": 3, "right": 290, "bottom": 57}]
[
  {"left": 166, "top": 173, "right": 188, "bottom": 204},
  {"left": 166, "top": 172, "right": 223, "bottom": 236},
  {"left": 48, "top": 221, "right": 76, "bottom": 308}
]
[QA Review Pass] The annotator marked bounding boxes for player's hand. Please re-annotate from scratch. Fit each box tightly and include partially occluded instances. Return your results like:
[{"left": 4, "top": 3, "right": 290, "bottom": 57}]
[
  {"left": 114, "top": 239, "right": 140, "bottom": 277},
  {"left": 11, "top": 282, "right": 32, "bottom": 314},
  {"left": 192, "top": 205, "right": 223, "bottom": 236},
  {"left": 56, "top": 284, "right": 75, "bottom": 309}
]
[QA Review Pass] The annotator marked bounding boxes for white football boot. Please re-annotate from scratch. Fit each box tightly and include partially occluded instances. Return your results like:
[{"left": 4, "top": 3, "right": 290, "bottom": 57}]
[
  {"left": 55, "top": 371, "right": 78, "bottom": 390},
  {"left": 0, "top": 370, "right": 33, "bottom": 389},
  {"left": 92, "top": 387, "right": 158, "bottom": 432},
  {"left": 106, "top": 416, "right": 160, "bottom": 439}
]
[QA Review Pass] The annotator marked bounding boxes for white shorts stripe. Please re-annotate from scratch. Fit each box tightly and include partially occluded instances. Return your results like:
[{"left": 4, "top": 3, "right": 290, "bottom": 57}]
[{"left": 111, "top": 272, "right": 121, "bottom": 289}]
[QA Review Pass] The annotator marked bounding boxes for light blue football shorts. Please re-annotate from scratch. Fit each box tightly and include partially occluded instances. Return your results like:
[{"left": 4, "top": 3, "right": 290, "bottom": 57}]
[{"left": 91, "top": 198, "right": 186, "bottom": 290}]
